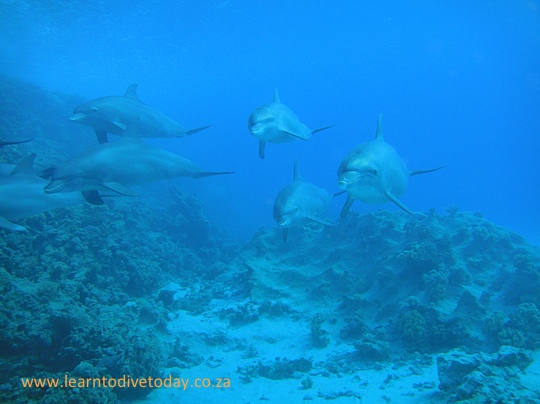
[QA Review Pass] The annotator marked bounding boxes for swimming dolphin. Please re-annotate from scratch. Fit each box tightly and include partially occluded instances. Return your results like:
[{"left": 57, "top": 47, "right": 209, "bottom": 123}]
[
  {"left": 337, "top": 114, "right": 443, "bottom": 218},
  {"left": 248, "top": 89, "right": 333, "bottom": 159},
  {"left": 44, "top": 126, "right": 234, "bottom": 203},
  {"left": 273, "top": 161, "right": 336, "bottom": 241},
  {"left": 69, "top": 83, "right": 210, "bottom": 143},
  {"left": 0, "top": 154, "right": 85, "bottom": 231}
]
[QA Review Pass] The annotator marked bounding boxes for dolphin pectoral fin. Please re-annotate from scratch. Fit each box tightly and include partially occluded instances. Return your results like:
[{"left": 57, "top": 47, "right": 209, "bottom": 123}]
[
  {"left": 410, "top": 165, "right": 445, "bottom": 176},
  {"left": 95, "top": 130, "right": 108, "bottom": 144},
  {"left": 307, "top": 215, "right": 336, "bottom": 227},
  {"left": 82, "top": 190, "right": 104, "bottom": 205},
  {"left": 102, "top": 182, "right": 139, "bottom": 197},
  {"left": 282, "top": 227, "right": 289, "bottom": 242},
  {"left": 0, "top": 138, "right": 33, "bottom": 147},
  {"left": 284, "top": 131, "right": 310, "bottom": 141},
  {"left": 193, "top": 171, "right": 235, "bottom": 179},
  {"left": 340, "top": 195, "right": 355, "bottom": 219},
  {"left": 0, "top": 216, "right": 26, "bottom": 232},
  {"left": 332, "top": 190, "right": 347, "bottom": 199},
  {"left": 186, "top": 125, "right": 212, "bottom": 136},
  {"left": 259, "top": 141, "right": 266, "bottom": 159},
  {"left": 112, "top": 121, "right": 128, "bottom": 131},
  {"left": 385, "top": 191, "right": 413, "bottom": 214},
  {"left": 312, "top": 125, "right": 335, "bottom": 134}
]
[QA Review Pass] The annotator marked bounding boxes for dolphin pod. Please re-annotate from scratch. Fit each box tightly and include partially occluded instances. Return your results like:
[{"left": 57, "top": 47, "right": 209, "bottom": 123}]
[
  {"left": 337, "top": 114, "right": 444, "bottom": 218},
  {"left": 248, "top": 89, "right": 334, "bottom": 159},
  {"left": 69, "top": 83, "right": 211, "bottom": 144},
  {"left": 0, "top": 83, "right": 443, "bottom": 232}
]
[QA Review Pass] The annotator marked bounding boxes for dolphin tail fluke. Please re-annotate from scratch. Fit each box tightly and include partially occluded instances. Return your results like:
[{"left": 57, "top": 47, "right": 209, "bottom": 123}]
[
  {"left": 186, "top": 125, "right": 212, "bottom": 136},
  {"left": 258, "top": 140, "right": 266, "bottom": 159},
  {"left": 0, "top": 216, "right": 26, "bottom": 232},
  {"left": 312, "top": 125, "right": 335, "bottom": 135},
  {"left": 410, "top": 165, "right": 445, "bottom": 176},
  {"left": 385, "top": 191, "right": 413, "bottom": 214},
  {"left": 96, "top": 130, "right": 109, "bottom": 144},
  {"left": 0, "top": 138, "right": 33, "bottom": 147},
  {"left": 340, "top": 195, "right": 355, "bottom": 219},
  {"left": 194, "top": 171, "right": 235, "bottom": 179}
]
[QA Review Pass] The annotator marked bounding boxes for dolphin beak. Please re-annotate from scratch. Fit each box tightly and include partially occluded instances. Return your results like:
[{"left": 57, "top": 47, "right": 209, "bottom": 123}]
[{"left": 338, "top": 171, "right": 363, "bottom": 189}]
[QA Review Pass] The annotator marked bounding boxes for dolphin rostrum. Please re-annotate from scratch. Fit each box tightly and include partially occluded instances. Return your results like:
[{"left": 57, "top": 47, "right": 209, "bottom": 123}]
[
  {"left": 69, "top": 83, "right": 210, "bottom": 143},
  {"left": 44, "top": 126, "right": 234, "bottom": 203},
  {"left": 337, "top": 114, "right": 443, "bottom": 218},
  {"left": 248, "top": 89, "right": 333, "bottom": 159},
  {"left": 273, "top": 161, "right": 336, "bottom": 241},
  {"left": 0, "top": 154, "right": 85, "bottom": 231}
]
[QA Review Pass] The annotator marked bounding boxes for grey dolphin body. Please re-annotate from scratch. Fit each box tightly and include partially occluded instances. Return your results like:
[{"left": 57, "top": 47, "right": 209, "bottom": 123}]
[
  {"left": 0, "top": 155, "right": 85, "bottom": 231},
  {"left": 44, "top": 131, "right": 233, "bottom": 202},
  {"left": 273, "top": 161, "right": 335, "bottom": 241},
  {"left": 69, "top": 83, "right": 210, "bottom": 143},
  {"left": 337, "top": 114, "right": 443, "bottom": 218},
  {"left": 248, "top": 89, "right": 333, "bottom": 159}
]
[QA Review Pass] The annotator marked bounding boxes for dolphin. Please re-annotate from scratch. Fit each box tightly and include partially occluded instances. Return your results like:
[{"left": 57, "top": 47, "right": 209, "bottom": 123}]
[
  {"left": 273, "top": 161, "right": 336, "bottom": 241},
  {"left": 69, "top": 83, "right": 210, "bottom": 143},
  {"left": 0, "top": 154, "right": 85, "bottom": 231},
  {"left": 337, "top": 114, "right": 443, "bottom": 218},
  {"left": 44, "top": 126, "right": 234, "bottom": 203},
  {"left": 248, "top": 89, "right": 333, "bottom": 159}
]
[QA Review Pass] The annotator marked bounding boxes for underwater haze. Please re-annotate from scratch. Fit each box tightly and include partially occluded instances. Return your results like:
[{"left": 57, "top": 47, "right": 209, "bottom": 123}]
[
  {"left": 1, "top": 0, "right": 539, "bottom": 243},
  {"left": 1, "top": 1, "right": 540, "bottom": 403}
]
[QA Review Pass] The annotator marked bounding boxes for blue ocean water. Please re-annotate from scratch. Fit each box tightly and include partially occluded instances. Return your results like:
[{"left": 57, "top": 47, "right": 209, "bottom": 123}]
[{"left": 1, "top": 0, "right": 538, "bottom": 243}]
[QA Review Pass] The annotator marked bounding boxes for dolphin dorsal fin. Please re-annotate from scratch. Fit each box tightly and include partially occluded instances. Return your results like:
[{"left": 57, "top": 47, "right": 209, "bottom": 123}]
[
  {"left": 273, "top": 88, "right": 281, "bottom": 103},
  {"left": 293, "top": 160, "right": 302, "bottom": 180},
  {"left": 11, "top": 154, "right": 36, "bottom": 176},
  {"left": 375, "top": 113, "right": 384, "bottom": 141},
  {"left": 124, "top": 83, "right": 139, "bottom": 100}
]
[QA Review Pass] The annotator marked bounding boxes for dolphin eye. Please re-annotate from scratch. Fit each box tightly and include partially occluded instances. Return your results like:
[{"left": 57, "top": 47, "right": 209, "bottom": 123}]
[{"left": 91, "top": 107, "right": 98, "bottom": 112}]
